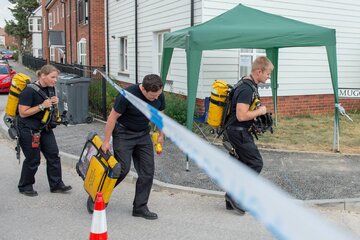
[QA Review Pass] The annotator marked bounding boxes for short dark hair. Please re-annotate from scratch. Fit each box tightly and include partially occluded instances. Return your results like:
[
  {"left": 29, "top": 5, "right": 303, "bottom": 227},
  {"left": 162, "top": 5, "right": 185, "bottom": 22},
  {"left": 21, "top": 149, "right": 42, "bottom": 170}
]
[{"left": 142, "top": 74, "right": 163, "bottom": 92}]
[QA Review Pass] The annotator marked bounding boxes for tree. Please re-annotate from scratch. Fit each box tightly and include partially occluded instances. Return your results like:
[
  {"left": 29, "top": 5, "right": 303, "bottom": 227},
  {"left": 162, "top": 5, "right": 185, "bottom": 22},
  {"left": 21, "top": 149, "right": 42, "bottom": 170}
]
[{"left": 4, "top": 0, "right": 39, "bottom": 52}]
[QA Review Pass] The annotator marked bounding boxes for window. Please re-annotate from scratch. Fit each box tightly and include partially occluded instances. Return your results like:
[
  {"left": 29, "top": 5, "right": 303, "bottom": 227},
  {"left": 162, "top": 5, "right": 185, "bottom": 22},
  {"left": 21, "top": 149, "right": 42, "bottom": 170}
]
[
  {"left": 61, "top": 4, "right": 64, "bottom": 18},
  {"left": 78, "top": 0, "right": 89, "bottom": 24},
  {"left": 154, "top": 30, "right": 169, "bottom": 75},
  {"left": 29, "top": 19, "right": 33, "bottom": 32},
  {"left": 38, "top": 49, "right": 43, "bottom": 58},
  {"left": 119, "top": 37, "right": 128, "bottom": 72},
  {"left": 239, "top": 49, "right": 266, "bottom": 77},
  {"left": 57, "top": 6, "right": 59, "bottom": 24},
  {"left": 50, "top": 47, "right": 55, "bottom": 61},
  {"left": 37, "top": 18, "right": 41, "bottom": 31},
  {"left": 77, "top": 38, "right": 87, "bottom": 65},
  {"left": 67, "top": 2, "right": 70, "bottom": 17},
  {"left": 48, "top": 12, "right": 53, "bottom": 29}
]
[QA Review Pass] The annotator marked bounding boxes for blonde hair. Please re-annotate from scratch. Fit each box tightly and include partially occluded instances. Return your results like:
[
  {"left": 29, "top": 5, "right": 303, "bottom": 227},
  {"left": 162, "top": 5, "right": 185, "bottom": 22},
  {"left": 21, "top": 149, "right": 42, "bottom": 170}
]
[
  {"left": 252, "top": 56, "right": 274, "bottom": 72},
  {"left": 36, "top": 64, "right": 60, "bottom": 78}
]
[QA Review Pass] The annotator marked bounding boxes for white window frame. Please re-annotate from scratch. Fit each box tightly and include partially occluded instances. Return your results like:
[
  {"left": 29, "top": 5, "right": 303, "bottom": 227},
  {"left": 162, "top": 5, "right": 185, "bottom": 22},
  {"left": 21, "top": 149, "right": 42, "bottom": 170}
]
[
  {"left": 43, "top": 17, "right": 46, "bottom": 31},
  {"left": 48, "top": 13, "right": 53, "bottom": 29},
  {"left": 37, "top": 18, "right": 41, "bottom": 31},
  {"left": 50, "top": 47, "right": 55, "bottom": 61},
  {"left": 119, "top": 37, "right": 128, "bottom": 73},
  {"left": 238, "top": 49, "right": 266, "bottom": 77},
  {"left": 38, "top": 49, "right": 43, "bottom": 58},
  {"left": 29, "top": 18, "right": 33, "bottom": 32},
  {"left": 78, "top": 0, "right": 89, "bottom": 24},
  {"left": 85, "top": 0, "right": 89, "bottom": 24},
  {"left": 67, "top": 2, "right": 70, "bottom": 17},
  {"left": 77, "top": 38, "right": 87, "bottom": 65},
  {"left": 153, "top": 30, "right": 169, "bottom": 76},
  {"left": 57, "top": 6, "right": 60, "bottom": 24},
  {"left": 61, "top": 4, "right": 64, "bottom": 18}
]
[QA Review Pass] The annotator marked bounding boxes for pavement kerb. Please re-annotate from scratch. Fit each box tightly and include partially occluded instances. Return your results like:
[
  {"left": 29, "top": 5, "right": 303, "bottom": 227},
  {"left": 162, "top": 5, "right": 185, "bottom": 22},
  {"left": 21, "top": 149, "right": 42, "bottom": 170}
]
[{"left": 1, "top": 111, "right": 360, "bottom": 212}]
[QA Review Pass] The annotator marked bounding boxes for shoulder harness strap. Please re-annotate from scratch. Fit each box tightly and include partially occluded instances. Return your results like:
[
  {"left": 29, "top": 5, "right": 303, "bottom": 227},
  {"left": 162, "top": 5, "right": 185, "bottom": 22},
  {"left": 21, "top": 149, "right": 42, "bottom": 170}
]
[{"left": 28, "top": 83, "right": 49, "bottom": 100}]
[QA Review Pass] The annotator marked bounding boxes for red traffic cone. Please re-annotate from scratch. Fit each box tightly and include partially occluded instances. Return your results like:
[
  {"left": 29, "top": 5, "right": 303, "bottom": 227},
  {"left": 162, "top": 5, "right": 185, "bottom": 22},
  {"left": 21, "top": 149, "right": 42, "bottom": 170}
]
[{"left": 89, "top": 192, "right": 108, "bottom": 240}]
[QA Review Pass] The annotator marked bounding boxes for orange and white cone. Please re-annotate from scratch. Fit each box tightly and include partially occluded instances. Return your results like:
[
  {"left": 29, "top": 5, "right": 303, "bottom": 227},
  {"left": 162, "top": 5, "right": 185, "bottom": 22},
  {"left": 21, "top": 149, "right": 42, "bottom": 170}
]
[{"left": 89, "top": 192, "right": 108, "bottom": 240}]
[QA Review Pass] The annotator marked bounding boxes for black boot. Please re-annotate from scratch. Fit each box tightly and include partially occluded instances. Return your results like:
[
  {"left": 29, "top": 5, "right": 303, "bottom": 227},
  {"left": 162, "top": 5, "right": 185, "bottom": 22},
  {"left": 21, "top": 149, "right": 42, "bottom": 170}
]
[{"left": 225, "top": 193, "right": 245, "bottom": 215}]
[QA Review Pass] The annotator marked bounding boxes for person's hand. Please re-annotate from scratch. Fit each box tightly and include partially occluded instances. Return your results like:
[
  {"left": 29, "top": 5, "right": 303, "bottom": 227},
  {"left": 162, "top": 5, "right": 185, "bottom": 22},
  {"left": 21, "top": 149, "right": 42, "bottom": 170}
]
[
  {"left": 258, "top": 105, "right": 267, "bottom": 116},
  {"left": 101, "top": 141, "right": 111, "bottom": 154},
  {"left": 42, "top": 99, "right": 53, "bottom": 108},
  {"left": 157, "top": 133, "right": 165, "bottom": 146},
  {"left": 50, "top": 96, "right": 59, "bottom": 105}
]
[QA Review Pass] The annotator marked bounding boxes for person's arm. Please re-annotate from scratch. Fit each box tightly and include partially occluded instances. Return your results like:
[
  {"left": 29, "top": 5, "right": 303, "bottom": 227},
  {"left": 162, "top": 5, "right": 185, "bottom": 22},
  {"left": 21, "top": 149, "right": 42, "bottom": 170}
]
[
  {"left": 18, "top": 98, "right": 53, "bottom": 118},
  {"left": 101, "top": 108, "right": 121, "bottom": 153},
  {"left": 236, "top": 103, "right": 266, "bottom": 122}
]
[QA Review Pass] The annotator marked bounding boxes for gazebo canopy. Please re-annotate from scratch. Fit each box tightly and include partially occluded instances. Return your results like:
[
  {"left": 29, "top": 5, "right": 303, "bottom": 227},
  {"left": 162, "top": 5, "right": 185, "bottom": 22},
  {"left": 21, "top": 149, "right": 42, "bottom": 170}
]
[{"left": 161, "top": 4, "right": 340, "bottom": 150}]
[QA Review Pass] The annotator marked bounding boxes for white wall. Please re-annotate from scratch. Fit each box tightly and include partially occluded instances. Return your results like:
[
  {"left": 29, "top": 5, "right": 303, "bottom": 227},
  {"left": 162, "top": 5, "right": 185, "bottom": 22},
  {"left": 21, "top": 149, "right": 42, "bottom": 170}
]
[
  {"left": 108, "top": 0, "right": 202, "bottom": 94},
  {"left": 108, "top": 0, "right": 134, "bottom": 83},
  {"left": 108, "top": 0, "right": 360, "bottom": 98},
  {"left": 201, "top": 0, "right": 360, "bottom": 97}
]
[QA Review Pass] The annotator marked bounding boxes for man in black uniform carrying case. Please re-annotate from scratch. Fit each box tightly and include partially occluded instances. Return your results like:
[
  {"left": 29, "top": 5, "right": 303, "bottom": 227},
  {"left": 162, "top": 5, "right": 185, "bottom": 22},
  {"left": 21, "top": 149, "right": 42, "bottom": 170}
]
[
  {"left": 101, "top": 74, "right": 165, "bottom": 220},
  {"left": 225, "top": 56, "right": 274, "bottom": 214}
]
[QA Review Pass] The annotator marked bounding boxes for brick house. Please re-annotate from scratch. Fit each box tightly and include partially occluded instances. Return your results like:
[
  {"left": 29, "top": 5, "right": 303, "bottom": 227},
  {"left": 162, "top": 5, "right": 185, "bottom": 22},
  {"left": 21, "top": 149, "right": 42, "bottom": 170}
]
[{"left": 41, "top": 0, "right": 105, "bottom": 67}]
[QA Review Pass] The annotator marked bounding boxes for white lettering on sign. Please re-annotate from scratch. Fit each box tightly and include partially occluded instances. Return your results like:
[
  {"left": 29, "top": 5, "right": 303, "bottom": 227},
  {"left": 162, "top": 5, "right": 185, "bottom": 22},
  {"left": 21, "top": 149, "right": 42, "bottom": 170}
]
[{"left": 339, "top": 88, "right": 360, "bottom": 98}]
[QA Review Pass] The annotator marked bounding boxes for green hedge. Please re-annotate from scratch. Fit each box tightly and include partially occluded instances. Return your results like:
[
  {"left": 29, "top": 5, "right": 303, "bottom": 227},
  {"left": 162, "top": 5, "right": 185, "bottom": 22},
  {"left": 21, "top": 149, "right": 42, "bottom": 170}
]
[
  {"left": 89, "top": 81, "right": 188, "bottom": 125},
  {"left": 164, "top": 92, "right": 187, "bottom": 125}
]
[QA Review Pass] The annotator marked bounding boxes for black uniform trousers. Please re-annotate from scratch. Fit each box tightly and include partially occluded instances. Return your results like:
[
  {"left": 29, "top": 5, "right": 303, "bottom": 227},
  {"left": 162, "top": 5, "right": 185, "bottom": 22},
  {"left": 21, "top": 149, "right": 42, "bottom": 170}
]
[
  {"left": 18, "top": 126, "right": 63, "bottom": 192},
  {"left": 112, "top": 124, "right": 154, "bottom": 211},
  {"left": 226, "top": 128, "right": 263, "bottom": 174}
]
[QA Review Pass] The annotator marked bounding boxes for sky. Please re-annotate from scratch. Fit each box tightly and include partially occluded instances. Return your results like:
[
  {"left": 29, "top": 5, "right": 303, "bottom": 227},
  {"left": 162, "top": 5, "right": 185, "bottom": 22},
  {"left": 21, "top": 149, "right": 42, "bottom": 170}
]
[{"left": 0, "top": 0, "right": 14, "bottom": 28}]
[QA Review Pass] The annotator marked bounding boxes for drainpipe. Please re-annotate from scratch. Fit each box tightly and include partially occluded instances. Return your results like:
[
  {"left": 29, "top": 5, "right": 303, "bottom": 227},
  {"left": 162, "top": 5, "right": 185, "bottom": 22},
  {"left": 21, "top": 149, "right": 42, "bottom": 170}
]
[
  {"left": 103, "top": 0, "right": 109, "bottom": 120},
  {"left": 46, "top": 9, "right": 50, "bottom": 63},
  {"left": 69, "top": 0, "right": 72, "bottom": 64},
  {"left": 61, "top": 0, "right": 66, "bottom": 64},
  {"left": 87, "top": 0, "right": 91, "bottom": 66},
  {"left": 135, "top": 0, "right": 138, "bottom": 84},
  {"left": 75, "top": 0, "right": 78, "bottom": 63},
  {"left": 105, "top": 0, "right": 109, "bottom": 75},
  {"left": 191, "top": 0, "right": 194, "bottom": 26}
]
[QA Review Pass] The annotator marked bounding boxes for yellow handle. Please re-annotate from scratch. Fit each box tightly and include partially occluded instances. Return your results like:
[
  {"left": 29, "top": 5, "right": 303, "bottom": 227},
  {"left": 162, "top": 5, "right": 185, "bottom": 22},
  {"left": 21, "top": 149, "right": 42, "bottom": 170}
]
[
  {"left": 155, "top": 143, "right": 162, "bottom": 155},
  {"left": 249, "top": 98, "right": 261, "bottom": 111},
  {"left": 152, "top": 132, "right": 162, "bottom": 155},
  {"left": 41, "top": 110, "right": 50, "bottom": 124}
]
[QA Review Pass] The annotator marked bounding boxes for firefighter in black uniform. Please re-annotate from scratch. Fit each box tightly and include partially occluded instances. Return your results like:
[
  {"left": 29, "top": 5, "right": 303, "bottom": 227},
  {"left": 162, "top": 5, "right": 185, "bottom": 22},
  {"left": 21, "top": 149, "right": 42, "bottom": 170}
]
[
  {"left": 101, "top": 74, "right": 165, "bottom": 220},
  {"left": 17, "top": 65, "right": 71, "bottom": 197},
  {"left": 225, "top": 56, "right": 273, "bottom": 214}
]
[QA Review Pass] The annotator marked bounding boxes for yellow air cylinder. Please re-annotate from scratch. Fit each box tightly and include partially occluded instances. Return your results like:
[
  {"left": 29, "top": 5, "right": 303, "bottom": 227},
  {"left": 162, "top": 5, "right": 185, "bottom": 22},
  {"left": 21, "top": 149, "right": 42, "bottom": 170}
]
[
  {"left": 5, "top": 73, "right": 31, "bottom": 118},
  {"left": 207, "top": 80, "right": 229, "bottom": 128}
]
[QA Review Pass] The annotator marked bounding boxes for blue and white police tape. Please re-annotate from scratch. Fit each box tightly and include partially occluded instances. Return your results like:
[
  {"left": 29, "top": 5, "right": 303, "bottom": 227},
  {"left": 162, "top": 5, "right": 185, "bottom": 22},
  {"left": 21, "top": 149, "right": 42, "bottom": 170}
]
[{"left": 94, "top": 69, "right": 356, "bottom": 240}]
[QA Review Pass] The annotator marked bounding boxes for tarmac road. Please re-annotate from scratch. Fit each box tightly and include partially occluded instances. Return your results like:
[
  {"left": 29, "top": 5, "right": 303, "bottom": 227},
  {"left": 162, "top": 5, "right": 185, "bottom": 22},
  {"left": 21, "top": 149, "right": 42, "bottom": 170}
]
[{"left": 0, "top": 123, "right": 360, "bottom": 239}]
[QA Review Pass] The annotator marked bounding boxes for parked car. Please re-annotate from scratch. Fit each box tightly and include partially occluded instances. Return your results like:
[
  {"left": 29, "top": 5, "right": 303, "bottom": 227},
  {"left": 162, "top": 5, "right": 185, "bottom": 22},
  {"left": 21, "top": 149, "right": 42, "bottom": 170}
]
[
  {"left": 0, "top": 63, "right": 16, "bottom": 93},
  {"left": 0, "top": 59, "right": 11, "bottom": 68},
  {"left": 2, "top": 51, "right": 14, "bottom": 60}
]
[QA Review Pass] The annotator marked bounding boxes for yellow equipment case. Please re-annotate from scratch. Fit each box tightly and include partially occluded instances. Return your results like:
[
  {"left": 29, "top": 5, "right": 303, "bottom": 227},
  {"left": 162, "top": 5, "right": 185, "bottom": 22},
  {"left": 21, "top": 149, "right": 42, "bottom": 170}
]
[{"left": 76, "top": 131, "right": 121, "bottom": 213}]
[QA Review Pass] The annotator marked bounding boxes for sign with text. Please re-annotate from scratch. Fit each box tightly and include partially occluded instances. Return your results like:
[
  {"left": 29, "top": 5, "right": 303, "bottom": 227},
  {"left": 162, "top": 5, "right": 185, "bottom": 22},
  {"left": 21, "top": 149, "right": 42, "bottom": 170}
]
[{"left": 339, "top": 88, "right": 360, "bottom": 98}]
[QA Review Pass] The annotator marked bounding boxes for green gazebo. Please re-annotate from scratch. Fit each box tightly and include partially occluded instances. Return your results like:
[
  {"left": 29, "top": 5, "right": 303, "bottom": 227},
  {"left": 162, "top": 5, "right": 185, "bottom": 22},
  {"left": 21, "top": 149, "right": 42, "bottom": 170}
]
[{"left": 161, "top": 4, "right": 340, "bottom": 151}]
